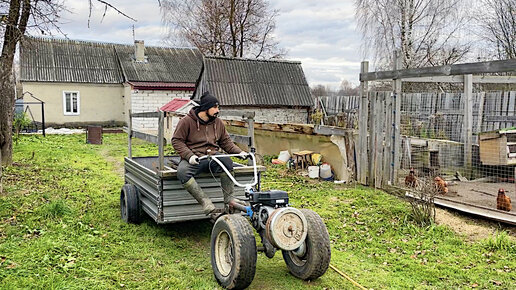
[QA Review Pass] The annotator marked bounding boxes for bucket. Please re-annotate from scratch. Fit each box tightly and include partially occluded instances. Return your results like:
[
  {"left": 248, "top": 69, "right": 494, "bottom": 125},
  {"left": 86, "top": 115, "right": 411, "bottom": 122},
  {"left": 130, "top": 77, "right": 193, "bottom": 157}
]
[
  {"left": 278, "top": 150, "right": 290, "bottom": 163},
  {"left": 308, "top": 166, "right": 319, "bottom": 179},
  {"left": 320, "top": 163, "right": 332, "bottom": 179}
]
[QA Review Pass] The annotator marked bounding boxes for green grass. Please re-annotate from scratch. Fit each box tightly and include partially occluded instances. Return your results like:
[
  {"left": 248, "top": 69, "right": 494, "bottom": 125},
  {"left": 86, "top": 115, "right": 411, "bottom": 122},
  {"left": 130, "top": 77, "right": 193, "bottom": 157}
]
[{"left": 1, "top": 134, "right": 515, "bottom": 289}]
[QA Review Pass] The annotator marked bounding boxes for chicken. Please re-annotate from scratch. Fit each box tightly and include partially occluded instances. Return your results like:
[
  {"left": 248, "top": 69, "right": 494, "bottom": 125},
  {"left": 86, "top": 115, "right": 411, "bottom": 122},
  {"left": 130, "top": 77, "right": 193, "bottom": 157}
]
[
  {"left": 496, "top": 188, "right": 512, "bottom": 211},
  {"left": 405, "top": 168, "right": 417, "bottom": 187},
  {"left": 434, "top": 176, "right": 448, "bottom": 194}
]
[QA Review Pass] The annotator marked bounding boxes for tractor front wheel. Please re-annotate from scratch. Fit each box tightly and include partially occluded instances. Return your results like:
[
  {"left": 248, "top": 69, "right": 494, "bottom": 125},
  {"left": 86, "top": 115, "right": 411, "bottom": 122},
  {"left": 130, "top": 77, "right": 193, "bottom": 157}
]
[
  {"left": 282, "top": 209, "right": 331, "bottom": 280},
  {"left": 211, "top": 214, "right": 257, "bottom": 289}
]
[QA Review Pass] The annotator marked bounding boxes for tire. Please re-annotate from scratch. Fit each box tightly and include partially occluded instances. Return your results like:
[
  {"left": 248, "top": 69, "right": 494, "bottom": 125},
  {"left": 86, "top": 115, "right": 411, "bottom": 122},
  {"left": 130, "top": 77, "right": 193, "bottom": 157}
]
[
  {"left": 282, "top": 209, "right": 331, "bottom": 280},
  {"left": 211, "top": 214, "right": 257, "bottom": 289},
  {"left": 120, "top": 184, "right": 141, "bottom": 224}
]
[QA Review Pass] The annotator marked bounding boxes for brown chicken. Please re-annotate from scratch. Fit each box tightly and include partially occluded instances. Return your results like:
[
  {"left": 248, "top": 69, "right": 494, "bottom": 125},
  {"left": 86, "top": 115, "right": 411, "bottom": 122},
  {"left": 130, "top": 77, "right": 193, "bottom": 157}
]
[
  {"left": 497, "top": 188, "right": 512, "bottom": 211},
  {"left": 434, "top": 176, "right": 448, "bottom": 194},
  {"left": 405, "top": 168, "right": 417, "bottom": 187}
]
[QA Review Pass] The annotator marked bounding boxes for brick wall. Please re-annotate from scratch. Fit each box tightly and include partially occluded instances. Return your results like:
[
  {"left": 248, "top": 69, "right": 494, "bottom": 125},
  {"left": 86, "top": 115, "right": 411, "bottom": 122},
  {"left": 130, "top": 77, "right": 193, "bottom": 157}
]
[
  {"left": 131, "top": 89, "right": 191, "bottom": 130},
  {"left": 225, "top": 106, "right": 308, "bottom": 124}
]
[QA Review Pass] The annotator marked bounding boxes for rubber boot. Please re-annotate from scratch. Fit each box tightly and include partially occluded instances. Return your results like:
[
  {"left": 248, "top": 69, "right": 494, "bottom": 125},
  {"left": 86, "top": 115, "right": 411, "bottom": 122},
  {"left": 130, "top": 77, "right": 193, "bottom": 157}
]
[
  {"left": 220, "top": 172, "right": 245, "bottom": 205},
  {"left": 183, "top": 177, "right": 216, "bottom": 214}
]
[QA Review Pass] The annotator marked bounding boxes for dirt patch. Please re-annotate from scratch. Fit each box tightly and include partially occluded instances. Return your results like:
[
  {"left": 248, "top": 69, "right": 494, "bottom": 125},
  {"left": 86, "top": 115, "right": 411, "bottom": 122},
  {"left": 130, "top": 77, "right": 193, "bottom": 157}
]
[
  {"left": 98, "top": 147, "right": 124, "bottom": 178},
  {"left": 435, "top": 207, "right": 516, "bottom": 242}
]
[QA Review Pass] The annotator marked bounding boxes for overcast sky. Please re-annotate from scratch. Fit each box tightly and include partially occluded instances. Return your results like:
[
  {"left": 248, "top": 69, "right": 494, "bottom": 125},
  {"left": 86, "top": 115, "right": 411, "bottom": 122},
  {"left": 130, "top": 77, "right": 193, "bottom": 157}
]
[{"left": 43, "top": 0, "right": 363, "bottom": 89}]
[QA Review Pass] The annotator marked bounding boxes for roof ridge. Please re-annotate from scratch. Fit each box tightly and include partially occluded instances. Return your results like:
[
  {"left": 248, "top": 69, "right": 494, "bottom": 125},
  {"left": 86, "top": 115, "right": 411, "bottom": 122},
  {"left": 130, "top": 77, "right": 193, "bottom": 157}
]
[
  {"left": 24, "top": 36, "right": 199, "bottom": 51},
  {"left": 204, "top": 55, "right": 301, "bottom": 64}
]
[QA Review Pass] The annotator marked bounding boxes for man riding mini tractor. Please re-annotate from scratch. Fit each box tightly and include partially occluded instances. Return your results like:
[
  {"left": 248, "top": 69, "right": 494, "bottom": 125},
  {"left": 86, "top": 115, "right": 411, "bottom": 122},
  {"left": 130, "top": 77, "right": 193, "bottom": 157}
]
[{"left": 120, "top": 94, "right": 331, "bottom": 288}]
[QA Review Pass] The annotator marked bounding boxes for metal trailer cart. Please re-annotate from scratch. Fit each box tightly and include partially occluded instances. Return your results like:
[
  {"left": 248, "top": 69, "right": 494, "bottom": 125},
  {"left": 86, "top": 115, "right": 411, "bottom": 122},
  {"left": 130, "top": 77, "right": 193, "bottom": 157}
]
[
  {"left": 120, "top": 110, "right": 331, "bottom": 289},
  {"left": 120, "top": 110, "right": 264, "bottom": 224}
]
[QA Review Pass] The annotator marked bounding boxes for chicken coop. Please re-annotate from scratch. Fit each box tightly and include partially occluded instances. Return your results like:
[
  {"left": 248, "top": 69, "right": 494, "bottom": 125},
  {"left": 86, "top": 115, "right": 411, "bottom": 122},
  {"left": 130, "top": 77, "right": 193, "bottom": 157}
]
[
  {"left": 356, "top": 54, "right": 516, "bottom": 224},
  {"left": 479, "top": 128, "right": 516, "bottom": 166}
]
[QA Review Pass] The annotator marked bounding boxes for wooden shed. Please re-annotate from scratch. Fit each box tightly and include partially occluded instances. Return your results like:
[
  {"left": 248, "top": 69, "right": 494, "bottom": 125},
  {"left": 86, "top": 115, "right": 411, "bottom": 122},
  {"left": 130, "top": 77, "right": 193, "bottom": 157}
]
[{"left": 479, "top": 128, "right": 516, "bottom": 165}]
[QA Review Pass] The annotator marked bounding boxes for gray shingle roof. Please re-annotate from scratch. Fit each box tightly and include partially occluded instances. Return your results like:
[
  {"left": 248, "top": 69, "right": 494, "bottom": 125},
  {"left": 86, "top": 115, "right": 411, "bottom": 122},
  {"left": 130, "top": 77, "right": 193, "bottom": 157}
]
[
  {"left": 115, "top": 44, "right": 202, "bottom": 82},
  {"left": 193, "top": 56, "right": 312, "bottom": 107},
  {"left": 21, "top": 37, "right": 123, "bottom": 83},
  {"left": 20, "top": 37, "right": 203, "bottom": 84}
]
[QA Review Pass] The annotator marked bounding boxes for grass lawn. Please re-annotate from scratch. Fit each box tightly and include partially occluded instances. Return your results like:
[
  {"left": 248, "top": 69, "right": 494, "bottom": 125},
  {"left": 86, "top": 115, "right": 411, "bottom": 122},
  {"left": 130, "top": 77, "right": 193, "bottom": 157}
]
[{"left": 1, "top": 133, "right": 515, "bottom": 289}]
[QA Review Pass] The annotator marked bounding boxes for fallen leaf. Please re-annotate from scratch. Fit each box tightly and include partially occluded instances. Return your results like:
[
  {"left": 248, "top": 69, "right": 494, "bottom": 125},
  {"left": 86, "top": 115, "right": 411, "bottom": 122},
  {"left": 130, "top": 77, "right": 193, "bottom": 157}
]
[
  {"left": 471, "top": 283, "right": 478, "bottom": 288},
  {"left": 492, "top": 280, "right": 502, "bottom": 286}
]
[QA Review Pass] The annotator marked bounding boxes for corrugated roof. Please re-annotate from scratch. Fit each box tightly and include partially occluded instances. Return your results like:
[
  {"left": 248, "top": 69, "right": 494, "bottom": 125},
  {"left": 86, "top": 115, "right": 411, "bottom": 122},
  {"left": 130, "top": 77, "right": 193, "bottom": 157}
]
[
  {"left": 160, "top": 98, "right": 191, "bottom": 112},
  {"left": 116, "top": 45, "right": 202, "bottom": 82},
  {"left": 193, "top": 56, "right": 312, "bottom": 107},
  {"left": 20, "top": 37, "right": 203, "bottom": 84},
  {"left": 21, "top": 37, "right": 123, "bottom": 84}
]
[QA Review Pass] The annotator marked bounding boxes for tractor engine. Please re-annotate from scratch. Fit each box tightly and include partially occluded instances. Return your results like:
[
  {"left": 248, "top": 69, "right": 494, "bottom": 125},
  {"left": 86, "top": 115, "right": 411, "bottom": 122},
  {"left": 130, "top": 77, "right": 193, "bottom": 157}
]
[{"left": 248, "top": 190, "right": 308, "bottom": 257}]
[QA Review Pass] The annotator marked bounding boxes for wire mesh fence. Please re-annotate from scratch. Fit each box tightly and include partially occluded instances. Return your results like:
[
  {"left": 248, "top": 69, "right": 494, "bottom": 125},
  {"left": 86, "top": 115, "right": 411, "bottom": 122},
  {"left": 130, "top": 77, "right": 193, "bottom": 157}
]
[{"left": 398, "top": 90, "right": 515, "bottom": 214}]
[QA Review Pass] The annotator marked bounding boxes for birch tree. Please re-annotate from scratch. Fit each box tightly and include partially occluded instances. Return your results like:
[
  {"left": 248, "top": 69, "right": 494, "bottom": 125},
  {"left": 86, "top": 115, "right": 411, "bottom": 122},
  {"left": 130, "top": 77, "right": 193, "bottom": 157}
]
[
  {"left": 161, "top": 0, "right": 285, "bottom": 58},
  {"left": 355, "top": 0, "right": 471, "bottom": 69},
  {"left": 476, "top": 0, "right": 516, "bottom": 60}
]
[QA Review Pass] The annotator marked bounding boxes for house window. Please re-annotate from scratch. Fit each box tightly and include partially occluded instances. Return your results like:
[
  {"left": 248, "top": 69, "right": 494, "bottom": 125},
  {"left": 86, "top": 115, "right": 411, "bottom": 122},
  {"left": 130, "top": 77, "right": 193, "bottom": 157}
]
[{"left": 63, "top": 91, "right": 80, "bottom": 115}]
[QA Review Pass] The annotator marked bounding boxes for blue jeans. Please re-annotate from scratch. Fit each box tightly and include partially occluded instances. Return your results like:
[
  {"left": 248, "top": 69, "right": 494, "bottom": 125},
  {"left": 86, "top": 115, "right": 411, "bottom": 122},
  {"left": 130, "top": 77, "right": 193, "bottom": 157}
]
[{"left": 177, "top": 153, "right": 233, "bottom": 184}]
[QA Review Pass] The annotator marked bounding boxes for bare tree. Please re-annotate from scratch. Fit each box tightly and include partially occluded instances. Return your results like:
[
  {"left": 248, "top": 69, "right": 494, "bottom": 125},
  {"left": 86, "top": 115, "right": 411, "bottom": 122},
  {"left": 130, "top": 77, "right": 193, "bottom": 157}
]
[
  {"left": 355, "top": 0, "right": 471, "bottom": 69},
  {"left": 161, "top": 0, "right": 285, "bottom": 58},
  {"left": 0, "top": 0, "right": 134, "bottom": 192},
  {"left": 337, "top": 80, "right": 359, "bottom": 96},
  {"left": 476, "top": 0, "right": 515, "bottom": 60}
]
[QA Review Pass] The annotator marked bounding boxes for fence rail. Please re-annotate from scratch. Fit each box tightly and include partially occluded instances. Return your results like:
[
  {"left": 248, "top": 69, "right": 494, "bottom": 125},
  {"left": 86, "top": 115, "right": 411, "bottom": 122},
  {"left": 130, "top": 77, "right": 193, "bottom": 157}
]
[{"left": 316, "top": 91, "right": 516, "bottom": 141}]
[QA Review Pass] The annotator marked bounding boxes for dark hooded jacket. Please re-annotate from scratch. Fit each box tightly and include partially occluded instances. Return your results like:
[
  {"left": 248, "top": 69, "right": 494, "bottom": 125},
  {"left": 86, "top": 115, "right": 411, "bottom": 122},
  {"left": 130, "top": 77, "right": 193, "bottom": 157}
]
[{"left": 171, "top": 108, "right": 242, "bottom": 160}]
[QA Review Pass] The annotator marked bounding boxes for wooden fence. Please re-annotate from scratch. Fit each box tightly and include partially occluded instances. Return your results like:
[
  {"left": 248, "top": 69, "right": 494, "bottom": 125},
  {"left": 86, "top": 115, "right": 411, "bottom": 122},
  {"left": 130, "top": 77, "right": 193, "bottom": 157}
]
[{"left": 316, "top": 91, "right": 516, "bottom": 142}]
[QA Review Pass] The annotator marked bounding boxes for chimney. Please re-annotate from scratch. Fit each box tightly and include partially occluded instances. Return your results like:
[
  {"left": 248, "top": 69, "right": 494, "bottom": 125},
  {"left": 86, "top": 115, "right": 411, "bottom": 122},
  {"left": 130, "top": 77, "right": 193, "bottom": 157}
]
[{"left": 134, "top": 40, "right": 145, "bottom": 62}]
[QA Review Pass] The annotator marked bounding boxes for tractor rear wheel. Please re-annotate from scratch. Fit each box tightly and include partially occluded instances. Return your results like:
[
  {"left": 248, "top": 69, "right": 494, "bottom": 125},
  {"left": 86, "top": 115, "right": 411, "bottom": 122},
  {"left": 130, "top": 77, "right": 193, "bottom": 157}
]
[
  {"left": 120, "top": 184, "right": 141, "bottom": 224},
  {"left": 282, "top": 209, "right": 331, "bottom": 280},
  {"left": 211, "top": 214, "right": 257, "bottom": 289}
]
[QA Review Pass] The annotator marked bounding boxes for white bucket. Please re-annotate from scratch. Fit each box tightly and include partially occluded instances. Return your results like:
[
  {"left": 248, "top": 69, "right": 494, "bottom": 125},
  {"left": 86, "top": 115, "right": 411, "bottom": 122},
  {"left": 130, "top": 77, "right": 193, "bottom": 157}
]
[
  {"left": 320, "top": 164, "right": 332, "bottom": 179},
  {"left": 308, "top": 166, "right": 319, "bottom": 178},
  {"left": 278, "top": 150, "right": 290, "bottom": 163}
]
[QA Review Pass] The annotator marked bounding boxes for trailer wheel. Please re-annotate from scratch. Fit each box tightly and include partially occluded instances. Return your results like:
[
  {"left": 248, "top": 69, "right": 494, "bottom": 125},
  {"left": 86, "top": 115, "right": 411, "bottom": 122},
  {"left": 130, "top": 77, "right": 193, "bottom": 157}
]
[
  {"left": 211, "top": 214, "right": 256, "bottom": 289},
  {"left": 282, "top": 209, "right": 330, "bottom": 280},
  {"left": 120, "top": 184, "right": 141, "bottom": 224}
]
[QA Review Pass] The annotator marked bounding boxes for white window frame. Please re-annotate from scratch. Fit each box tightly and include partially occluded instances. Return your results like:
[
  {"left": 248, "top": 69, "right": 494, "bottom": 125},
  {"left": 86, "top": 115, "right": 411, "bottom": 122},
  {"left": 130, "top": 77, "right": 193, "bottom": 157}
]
[{"left": 63, "top": 91, "right": 80, "bottom": 115}]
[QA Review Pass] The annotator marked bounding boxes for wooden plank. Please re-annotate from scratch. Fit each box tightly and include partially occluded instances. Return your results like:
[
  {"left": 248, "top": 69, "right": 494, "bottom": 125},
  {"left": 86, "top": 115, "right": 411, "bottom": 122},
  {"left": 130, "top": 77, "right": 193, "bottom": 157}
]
[
  {"left": 463, "top": 75, "right": 473, "bottom": 177},
  {"left": 509, "top": 92, "right": 516, "bottom": 128},
  {"left": 484, "top": 116, "right": 516, "bottom": 122},
  {"left": 393, "top": 51, "right": 402, "bottom": 185},
  {"left": 383, "top": 92, "right": 393, "bottom": 185},
  {"left": 494, "top": 91, "right": 502, "bottom": 130},
  {"left": 368, "top": 92, "right": 377, "bottom": 186},
  {"left": 475, "top": 92, "right": 485, "bottom": 136},
  {"left": 401, "top": 75, "right": 516, "bottom": 83},
  {"left": 358, "top": 61, "right": 370, "bottom": 185},
  {"left": 501, "top": 91, "right": 509, "bottom": 129},
  {"left": 360, "top": 59, "right": 516, "bottom": 81},
  {"left": 375, "top": 92, "right": 385, "bottom": 188}
]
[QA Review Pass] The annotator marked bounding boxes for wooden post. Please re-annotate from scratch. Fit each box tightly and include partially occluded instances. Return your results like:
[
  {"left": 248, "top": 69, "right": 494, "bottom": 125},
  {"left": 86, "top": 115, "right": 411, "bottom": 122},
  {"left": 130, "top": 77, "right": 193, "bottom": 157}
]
[
  {"left": 368, "top": 92, "right": 376, "bottom": 186},
  {"left": 474, "top": 92, "right": 485, "bottom": 142},
  {"left": 358, "top": 61, "right": 369, "bottom": 185},
  {"left": 463, "top": 74, "right": 473, "bottom": 177},
  {"left": 158, "top": 109, "right": 164, "bottom": 171},
  {"left": 41, "top": 102, "right": 46, "bottom": 137},
  {"left": 392, "top": 51, "right": 402, "bottom": 185},
  {"left": 128, "top": 109, "right": 132, "bottom": 159},
  {"left": 383, "top": 91, "right": 393, "bottom": 185}
]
